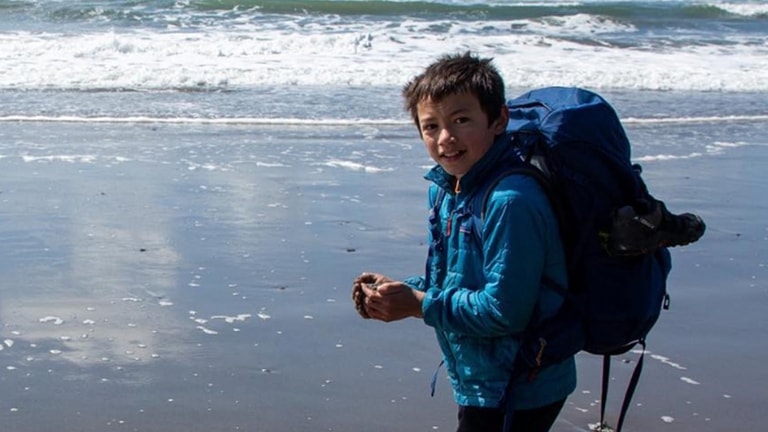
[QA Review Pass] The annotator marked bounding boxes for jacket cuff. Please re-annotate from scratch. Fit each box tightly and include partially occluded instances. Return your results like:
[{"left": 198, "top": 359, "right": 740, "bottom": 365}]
[{"left": 421, "top": 288, "right": 441, "bottom": 327}]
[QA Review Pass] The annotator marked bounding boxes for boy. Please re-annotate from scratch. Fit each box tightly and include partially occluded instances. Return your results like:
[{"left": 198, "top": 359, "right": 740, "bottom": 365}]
[{"left": 352, "top": 52, "right": 576, "bottom": 432}]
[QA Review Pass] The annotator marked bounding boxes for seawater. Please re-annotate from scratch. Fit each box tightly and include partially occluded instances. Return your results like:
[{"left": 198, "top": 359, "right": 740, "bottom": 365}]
[
  {"left": 0, "top": 0, "right": 767, "bottom": 122},
  {"left": 1, "top": 0, "right": 766, "bottom": 92},
  {"left": 1, "top": 0, "right": 766, "bottom": 191}
]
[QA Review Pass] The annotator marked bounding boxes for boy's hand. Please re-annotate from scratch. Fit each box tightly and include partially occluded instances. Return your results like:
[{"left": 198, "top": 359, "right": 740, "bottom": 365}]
[
  {"left": 352, "top": 272, "right": 392, "bottom": 319},
  {"left": 362, "top": 282, "right": 425, "bottom": 322}
]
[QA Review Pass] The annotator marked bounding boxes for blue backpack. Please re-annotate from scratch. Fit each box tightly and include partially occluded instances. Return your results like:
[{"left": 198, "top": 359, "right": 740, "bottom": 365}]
[{"left": 464, "top": 87, "right": 700, "bottom": 431}]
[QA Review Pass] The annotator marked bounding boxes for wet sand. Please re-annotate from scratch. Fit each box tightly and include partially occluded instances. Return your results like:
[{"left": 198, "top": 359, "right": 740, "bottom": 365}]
[{"left": 1, "top": 120, "right": 766, "bottom": 431}]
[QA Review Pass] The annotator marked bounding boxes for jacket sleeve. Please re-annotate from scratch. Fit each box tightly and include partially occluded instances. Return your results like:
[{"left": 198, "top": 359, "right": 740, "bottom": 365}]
[
  {"left": 421, "top": 176, "right": 556, "bottom": 337},
  {"left": 403, "top": 276, "right": 426, "bottom": 291}
]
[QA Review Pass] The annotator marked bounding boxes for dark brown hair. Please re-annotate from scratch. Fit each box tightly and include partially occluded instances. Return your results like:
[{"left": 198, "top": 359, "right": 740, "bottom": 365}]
[{"left": 402, "top": 52, "right": 506, "bottom": 130}]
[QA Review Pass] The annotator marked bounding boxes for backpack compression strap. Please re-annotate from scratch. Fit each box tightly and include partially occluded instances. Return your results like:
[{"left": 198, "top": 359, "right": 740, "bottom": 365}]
[{"left": 599, "top": 340, "right": 647, "bottom": 432}]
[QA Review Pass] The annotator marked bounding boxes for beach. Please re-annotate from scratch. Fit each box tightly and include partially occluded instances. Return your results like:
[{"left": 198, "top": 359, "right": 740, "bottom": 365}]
[
  {"left": 1, "top": 0, "right": 767, "bottom": 430},
  {"left": 1, "top": 105, "right": 766, "bottom": 431}
]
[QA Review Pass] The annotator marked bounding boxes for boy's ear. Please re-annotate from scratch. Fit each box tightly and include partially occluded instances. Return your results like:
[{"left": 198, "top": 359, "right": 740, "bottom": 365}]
[{"left": 492, "top": 105, "right": 509, "bottom": 134}]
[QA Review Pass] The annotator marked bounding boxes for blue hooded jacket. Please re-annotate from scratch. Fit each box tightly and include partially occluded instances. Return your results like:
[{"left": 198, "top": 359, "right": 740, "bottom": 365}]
[{"left": 407, "top": 133, "right": 577, "bottom": 409}]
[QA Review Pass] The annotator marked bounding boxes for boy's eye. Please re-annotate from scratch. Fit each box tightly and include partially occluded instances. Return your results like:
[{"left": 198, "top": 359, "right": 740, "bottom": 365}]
[
  {"left": 421, "top": 123, "right": 437, "bottom": 133},
  {"left": 454, "top": 116, "right": 470, "bottom": 125}
]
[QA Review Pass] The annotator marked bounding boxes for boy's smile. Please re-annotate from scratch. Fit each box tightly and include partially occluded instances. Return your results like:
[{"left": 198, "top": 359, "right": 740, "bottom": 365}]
[{"left": 416, "top": 92, "right": 507, "bottom": 180}]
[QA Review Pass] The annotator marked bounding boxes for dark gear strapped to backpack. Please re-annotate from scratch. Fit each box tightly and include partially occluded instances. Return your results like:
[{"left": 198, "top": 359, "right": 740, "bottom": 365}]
[{"left": 439, "top": 87, "right": 705, "bottom": 432}]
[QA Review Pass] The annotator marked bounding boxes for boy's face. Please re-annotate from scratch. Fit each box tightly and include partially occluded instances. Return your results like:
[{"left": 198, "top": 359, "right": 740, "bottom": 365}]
[{"left": 416, "top": 92, "right": 507, "bottom": 180}]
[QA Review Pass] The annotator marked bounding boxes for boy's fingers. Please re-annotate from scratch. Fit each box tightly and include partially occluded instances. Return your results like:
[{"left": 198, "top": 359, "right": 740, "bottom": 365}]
[
  {"left": 357, "top": 272, "right": 376, "bottom": 281},
  {"left": 375, "top": 282, "right": 407, "bottom": 296},
  {"left": 360, "top": 283, "right": 379, "bottom": 297},
  {"left": 352, "top": 288, "right": 370, "bottom": 319}
]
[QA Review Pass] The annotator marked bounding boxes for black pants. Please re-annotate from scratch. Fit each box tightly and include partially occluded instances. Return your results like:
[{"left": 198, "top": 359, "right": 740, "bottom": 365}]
[{"left": 456, "top": 399, "right": 566, "bottom": 432}]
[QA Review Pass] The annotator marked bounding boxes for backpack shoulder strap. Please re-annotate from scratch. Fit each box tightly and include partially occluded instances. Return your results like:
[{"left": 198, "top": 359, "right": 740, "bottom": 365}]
[
  {"left": 472, "top": 163, "right": 564, "bottom": 244},
  {"left": 470, "top": 163, "right": 570, "bottom": 299},
  {"left": 479, "top": 165, "right": 553, "bottom": 219}
]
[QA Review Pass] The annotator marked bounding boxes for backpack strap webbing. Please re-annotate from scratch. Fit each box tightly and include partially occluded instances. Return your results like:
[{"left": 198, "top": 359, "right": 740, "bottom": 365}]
[
  {"left": 599, "top": 340, "right": 647, "bottom": 432},
  {"left": 599, "top": 355, "right": 610, "bottom": 431}
]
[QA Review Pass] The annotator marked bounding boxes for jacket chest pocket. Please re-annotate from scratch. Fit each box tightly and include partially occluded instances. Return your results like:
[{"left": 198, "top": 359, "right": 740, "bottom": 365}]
[{"left": 446, "top": 211, "right": 485, "bottom": 284}]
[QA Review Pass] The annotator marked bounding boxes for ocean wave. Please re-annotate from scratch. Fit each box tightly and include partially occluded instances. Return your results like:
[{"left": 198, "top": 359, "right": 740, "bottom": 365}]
[
  {"left": 634, "top": 140, "right": 750, "bottom": 162},
  {"left": 0, "top": 114, "right": 410, "bottom": 125},
  {"left": 709, "top": 1, "right": 768, "bottom": 17},
  {"left": 3, "top": 113, "right": 766, "bottom": 125},
  {"left": 0, "top": 1, "right": 765, "bottom": 92},
  {"left": 1, "top": 27, "right": 766, "bottom": 92},
  {"left": 5, "top": 0, "right": 766, "bottom": 28},
  {"left": 623, "top": 114, "right": 768, "bottom": 124}
]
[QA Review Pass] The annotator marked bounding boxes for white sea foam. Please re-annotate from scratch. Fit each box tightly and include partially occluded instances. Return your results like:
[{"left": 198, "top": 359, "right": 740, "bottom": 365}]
[
  {"left": 520, "top": 13, "right": 636, "bottom": 36},
  {"left": 4, "top": 113, "right": 765, "bottom": 126},
  {"left": 705, "top": 141, "right": 750, "bottom": 156},
  {"left": 39, "top": 316, "right": 64, "bottom": 325},
  {"left": 121, "top": 297, "right": 143, "bottom": 302},
  {"left": 712, "top": 1, "right": 768, "bottom": 16},
  {"left": 196, "top": 326, "right": 218, "bottom": 335},
  {"left": 681, "top": 377, "right": 701, "bottom": 385},
  {"left": 649, "top": 354, "right": 688, "bottom": 370},
  {"left": 321, "top": 160, "right": 393, "bottom": 173},
  {"left": 210, "top": 314, "right": 252, "bottom": 323},
  {"left": 634, "top": 152, "right": 705, "bottom": 162},
  {"left": 0, "top": 115, "right": 407, "bottom": 125},
  {"left": 256, "top": 161, "right": 290, "bottom": 168},
  {"left": 0, "top": 14, "right": 765, "bottom": 92},
  {"left": 22, "top": 154, "right": 98, "bottom": 163},
  {"left": 623, "top": 114, "right": 768, "bottom": 124}
]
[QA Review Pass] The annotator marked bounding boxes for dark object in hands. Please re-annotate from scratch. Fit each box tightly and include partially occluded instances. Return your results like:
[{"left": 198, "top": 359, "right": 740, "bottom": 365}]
[{"left": 352, "top": 275, "right": 379, "bottom": 319}]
